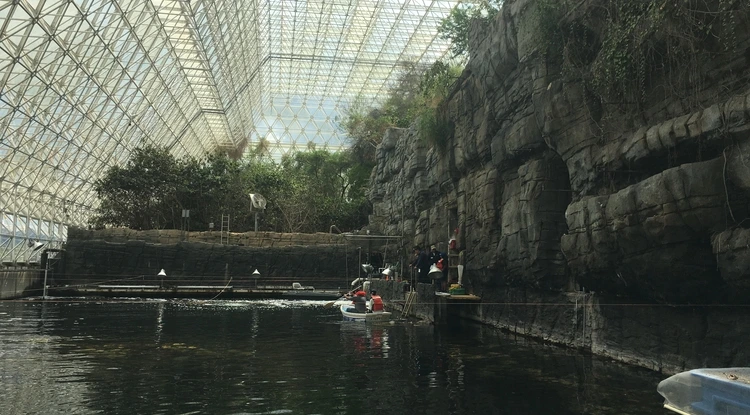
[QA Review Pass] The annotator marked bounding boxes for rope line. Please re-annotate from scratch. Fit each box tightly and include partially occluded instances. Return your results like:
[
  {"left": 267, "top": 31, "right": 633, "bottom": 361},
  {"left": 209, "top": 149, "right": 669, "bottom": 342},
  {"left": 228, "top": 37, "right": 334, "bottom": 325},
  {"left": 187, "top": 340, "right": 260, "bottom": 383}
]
[{"left": 207, "top": 277, "right": 233, "bottom": 300}]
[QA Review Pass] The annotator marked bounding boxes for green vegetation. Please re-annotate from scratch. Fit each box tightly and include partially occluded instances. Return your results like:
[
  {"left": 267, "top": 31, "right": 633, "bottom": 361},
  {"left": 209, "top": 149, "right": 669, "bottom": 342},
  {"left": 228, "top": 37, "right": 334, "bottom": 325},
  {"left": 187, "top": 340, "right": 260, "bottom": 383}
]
[
  {"left": 339, "top": 1, "right": 501, "bottom": 166},
  {"left": 534, "top": 0, "right": 750, "bottom": 113},
  {"left": 341, "top": 63, "right": 423, "bottom": 166},
  {"left": 418, "top": 61, "right": 462, "bottom": 149},
  {"left": 438, "top": 1, "right": 502, "bottom": 58},
  {"left": 340, "top": 60, "right": 462, "bottom": 160},
  {"left": 92, "top": 145, "right": 370, "bottom": 233}
]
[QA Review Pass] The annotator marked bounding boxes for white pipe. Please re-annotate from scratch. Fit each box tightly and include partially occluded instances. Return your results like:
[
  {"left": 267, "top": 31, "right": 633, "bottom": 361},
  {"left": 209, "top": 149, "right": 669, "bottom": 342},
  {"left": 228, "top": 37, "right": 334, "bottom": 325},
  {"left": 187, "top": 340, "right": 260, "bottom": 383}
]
[{"left": 42, "top": 262, "right": 49, "bottom": 300}]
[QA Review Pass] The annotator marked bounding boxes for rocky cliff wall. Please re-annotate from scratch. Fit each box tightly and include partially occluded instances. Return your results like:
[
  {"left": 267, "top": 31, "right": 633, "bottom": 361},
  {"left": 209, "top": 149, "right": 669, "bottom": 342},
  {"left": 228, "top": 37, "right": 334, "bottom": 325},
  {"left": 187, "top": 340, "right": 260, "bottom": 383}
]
[{"left": 368, "top": 0, "right": 750, "bottom": 372}]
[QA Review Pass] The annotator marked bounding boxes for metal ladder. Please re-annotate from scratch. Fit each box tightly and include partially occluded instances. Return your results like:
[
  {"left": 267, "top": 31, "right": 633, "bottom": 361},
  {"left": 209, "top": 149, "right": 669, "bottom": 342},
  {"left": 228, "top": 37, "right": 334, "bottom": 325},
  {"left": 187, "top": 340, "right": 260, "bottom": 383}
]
[
  {"left": 220, "top": 214, "right": 230, "bottom": 245},
  {"left": 402, "top": 290, "right": 417, "bottom": 318}
]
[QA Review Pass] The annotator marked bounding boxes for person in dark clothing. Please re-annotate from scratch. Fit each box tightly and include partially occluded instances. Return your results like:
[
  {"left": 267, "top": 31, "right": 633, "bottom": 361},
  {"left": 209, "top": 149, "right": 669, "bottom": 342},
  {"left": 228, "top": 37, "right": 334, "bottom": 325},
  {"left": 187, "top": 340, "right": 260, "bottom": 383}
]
[
  {"left": 429, "top": 244, "right": 447, "bottom": 267},
  {"left": 411, "top": 246, "right": 431, "bottom": 284},
  {"left": 350, "top": 292, "right": 367, "bottom": 313}
]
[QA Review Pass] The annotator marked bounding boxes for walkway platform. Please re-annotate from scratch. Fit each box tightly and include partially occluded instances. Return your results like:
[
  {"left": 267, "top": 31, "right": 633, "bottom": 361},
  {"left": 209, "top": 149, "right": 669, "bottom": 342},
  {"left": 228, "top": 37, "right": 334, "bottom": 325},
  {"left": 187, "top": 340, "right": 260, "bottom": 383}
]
[
  {"left": 48, "top": 285, "right": 344, "bottom": 300},
  {"left": 433, "top": 291, "right": 482, "bottom": 324},
  {"left": 435, "top": 292, "right": 482, "bottom": 302}
]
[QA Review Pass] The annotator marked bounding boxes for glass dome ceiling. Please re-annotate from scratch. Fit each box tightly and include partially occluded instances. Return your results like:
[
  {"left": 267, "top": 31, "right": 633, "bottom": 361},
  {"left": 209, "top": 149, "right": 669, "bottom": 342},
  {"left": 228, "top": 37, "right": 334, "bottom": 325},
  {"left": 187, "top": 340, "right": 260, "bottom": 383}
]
[{"left": 0, "top": 0, "right": 459, "bottom": 261}]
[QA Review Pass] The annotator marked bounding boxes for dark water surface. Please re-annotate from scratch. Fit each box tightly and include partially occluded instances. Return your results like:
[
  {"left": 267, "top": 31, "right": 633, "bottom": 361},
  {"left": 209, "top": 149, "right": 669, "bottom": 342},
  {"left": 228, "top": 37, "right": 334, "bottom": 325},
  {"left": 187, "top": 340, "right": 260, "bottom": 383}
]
[{"left": 0, "top": 299, "right": 671, "bottom": 415}]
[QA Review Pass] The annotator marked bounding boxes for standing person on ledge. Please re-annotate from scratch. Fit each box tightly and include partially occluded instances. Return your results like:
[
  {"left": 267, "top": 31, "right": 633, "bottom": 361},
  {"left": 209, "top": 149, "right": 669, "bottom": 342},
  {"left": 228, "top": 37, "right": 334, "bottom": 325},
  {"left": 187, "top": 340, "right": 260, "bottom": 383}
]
[{"left": 411, "top": 246, "right": 430, "bottom": 284}]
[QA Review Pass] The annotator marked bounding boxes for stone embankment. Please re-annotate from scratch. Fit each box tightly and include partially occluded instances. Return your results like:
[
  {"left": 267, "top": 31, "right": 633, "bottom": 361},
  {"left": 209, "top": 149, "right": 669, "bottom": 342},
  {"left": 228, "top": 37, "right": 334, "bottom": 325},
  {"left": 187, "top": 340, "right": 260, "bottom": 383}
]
[
  {"left": 70, "top": 227, "right": 343, "bottom": 247},
  {"left": 0, "top": 269, "right": 40, "bottom": 300},
  {"left": 61, "top": 228, "right": 366, "bottom": 290}
]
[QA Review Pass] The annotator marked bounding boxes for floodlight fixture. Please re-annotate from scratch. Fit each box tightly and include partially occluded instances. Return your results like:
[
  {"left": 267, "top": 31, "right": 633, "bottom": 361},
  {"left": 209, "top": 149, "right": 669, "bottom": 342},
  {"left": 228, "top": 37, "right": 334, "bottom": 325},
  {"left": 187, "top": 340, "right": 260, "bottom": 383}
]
[
  {"left": 428, "top": 264, "right": 442, "bottom": 279},
  {"left": 29, "top": 240, "right": 45, "bottom": 252}
]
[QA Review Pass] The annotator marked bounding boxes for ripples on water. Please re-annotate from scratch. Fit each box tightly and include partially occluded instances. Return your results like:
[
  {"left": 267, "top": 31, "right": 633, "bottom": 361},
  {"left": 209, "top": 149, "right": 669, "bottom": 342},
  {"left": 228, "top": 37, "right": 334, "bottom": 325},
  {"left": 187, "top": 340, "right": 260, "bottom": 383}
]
[{"left": 0, "top": 299, "right": 670, "bottom": 415}]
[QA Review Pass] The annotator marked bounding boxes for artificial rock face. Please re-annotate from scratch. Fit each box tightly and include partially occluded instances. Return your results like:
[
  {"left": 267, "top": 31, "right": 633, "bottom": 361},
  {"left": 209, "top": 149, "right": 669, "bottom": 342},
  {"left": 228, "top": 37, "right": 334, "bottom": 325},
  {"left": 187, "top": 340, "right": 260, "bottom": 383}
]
[{"left": 368, "top": 0, "right": 750, "bottom": 304}]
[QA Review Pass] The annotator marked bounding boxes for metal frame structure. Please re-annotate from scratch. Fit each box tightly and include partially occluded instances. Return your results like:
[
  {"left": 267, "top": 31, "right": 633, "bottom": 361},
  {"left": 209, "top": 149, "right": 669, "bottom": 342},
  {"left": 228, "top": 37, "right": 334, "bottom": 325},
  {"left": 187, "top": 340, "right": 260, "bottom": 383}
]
[{"left": 0, "top": 0, "right": 460, "bottom": 262}]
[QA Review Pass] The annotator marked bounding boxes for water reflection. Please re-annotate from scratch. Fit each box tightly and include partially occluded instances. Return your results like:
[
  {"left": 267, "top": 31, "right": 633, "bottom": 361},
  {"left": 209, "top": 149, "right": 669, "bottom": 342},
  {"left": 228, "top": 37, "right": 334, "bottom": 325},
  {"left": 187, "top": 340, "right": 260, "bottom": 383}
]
[
  {"left": 339, "top": 321, "right": 390, "bottom": 359},
  {"left": 155, "top": 301, "right": 164, "bottom": 344},
  {"left": 0, "top": 301, "right": 94, "bottom": 415},
  {"left": 0, "top": 299, "right": 670, "bottom": 415}
]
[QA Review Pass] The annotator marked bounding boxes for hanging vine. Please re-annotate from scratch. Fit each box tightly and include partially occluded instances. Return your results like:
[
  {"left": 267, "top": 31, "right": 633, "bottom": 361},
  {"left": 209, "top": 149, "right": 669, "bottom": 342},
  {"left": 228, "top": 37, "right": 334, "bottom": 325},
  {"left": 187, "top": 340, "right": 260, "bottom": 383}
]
[{"left": 533, "top": 0, "right": 750, "bottom": 119}]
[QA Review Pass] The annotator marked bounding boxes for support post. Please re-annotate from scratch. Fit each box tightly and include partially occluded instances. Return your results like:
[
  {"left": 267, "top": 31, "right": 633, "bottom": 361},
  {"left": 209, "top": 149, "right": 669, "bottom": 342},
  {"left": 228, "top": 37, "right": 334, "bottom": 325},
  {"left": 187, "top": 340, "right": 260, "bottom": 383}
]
[{"left": 42, "top": 260, "right": 49, "bottom": 300}]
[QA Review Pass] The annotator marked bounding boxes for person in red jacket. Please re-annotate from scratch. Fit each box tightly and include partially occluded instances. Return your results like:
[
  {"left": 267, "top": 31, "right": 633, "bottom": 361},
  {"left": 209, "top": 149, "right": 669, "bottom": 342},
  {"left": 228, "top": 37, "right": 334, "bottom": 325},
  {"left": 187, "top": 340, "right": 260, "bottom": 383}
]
[
  {"left": 429, "top": 245, "right": 448, "bottom": 291},
  {"left": 369, "top": 290, "right": 384, "bottom": 312}
]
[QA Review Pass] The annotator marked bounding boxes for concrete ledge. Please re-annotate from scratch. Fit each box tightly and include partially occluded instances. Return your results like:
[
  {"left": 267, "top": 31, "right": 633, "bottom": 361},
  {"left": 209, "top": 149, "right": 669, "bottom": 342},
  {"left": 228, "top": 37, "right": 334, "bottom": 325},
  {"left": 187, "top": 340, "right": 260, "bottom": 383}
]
[
  {"left": 98, "top": 285, "right": 160, "bottom": 289},
  {"left": 48, "top": 285, "right": 343, "bottom": 300}
]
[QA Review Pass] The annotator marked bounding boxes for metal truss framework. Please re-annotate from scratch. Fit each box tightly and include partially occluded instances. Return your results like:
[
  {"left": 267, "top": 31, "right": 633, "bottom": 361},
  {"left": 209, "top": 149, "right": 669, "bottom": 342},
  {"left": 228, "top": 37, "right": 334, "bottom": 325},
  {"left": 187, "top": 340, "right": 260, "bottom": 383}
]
[{"left": 0, "top": 0, "right": 459, "bottom": 262}]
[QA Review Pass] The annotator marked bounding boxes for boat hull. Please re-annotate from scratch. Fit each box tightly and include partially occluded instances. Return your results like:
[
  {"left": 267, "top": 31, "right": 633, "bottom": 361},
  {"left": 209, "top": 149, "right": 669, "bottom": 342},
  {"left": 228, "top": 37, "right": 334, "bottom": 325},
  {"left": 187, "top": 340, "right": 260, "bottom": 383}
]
[
  {"left": 340, "top": 304, "right": 391, "bottom": 321},
  {"left": 659, "top": 368, "right": 750, "bottom": 415}
]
